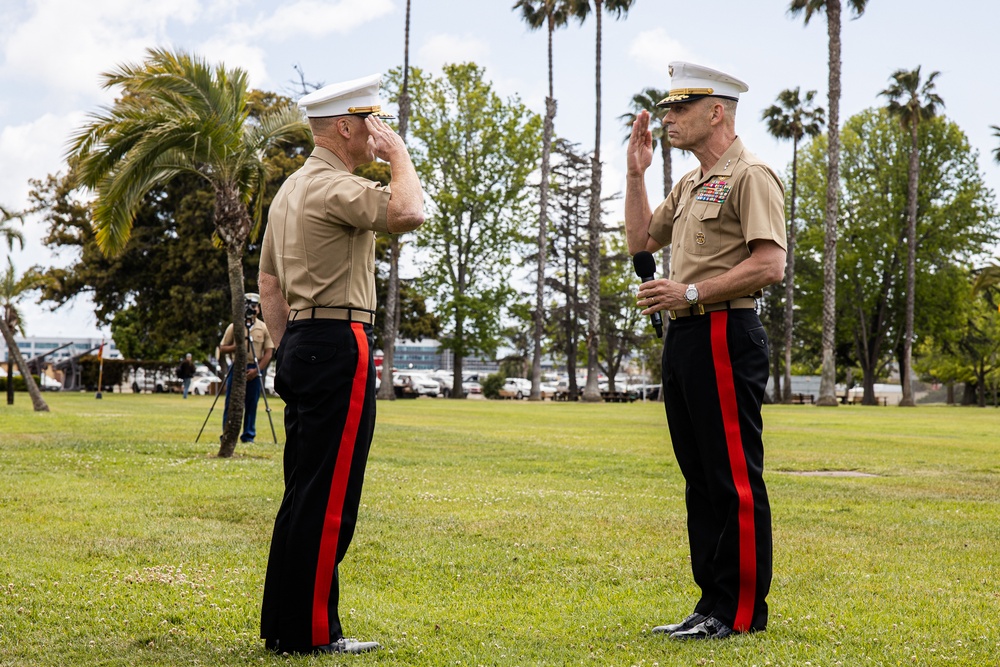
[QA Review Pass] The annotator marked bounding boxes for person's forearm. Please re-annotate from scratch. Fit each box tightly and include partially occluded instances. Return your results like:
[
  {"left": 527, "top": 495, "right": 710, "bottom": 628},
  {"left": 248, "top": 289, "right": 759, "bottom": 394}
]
[
  {"left": 696, "top": 242, "right": 786, "bottom": 304},
  {"left": 385, "top": 151, "right": 424, "bottom": 234},
  {"left": 259, "top": 272, "right": 289, "bottom": 348},
  {"left": 625, "top": 174, "right": 656, "bottom": 255}
]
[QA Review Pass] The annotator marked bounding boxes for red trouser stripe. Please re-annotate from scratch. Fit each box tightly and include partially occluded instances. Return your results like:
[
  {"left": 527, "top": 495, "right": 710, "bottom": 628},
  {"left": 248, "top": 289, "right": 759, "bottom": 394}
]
[
  {"left": 311, "top": 322, "right": 369, "bottom": 646},
  {"left": 710, "top": 310, "right": 757, "bottom": 632}
]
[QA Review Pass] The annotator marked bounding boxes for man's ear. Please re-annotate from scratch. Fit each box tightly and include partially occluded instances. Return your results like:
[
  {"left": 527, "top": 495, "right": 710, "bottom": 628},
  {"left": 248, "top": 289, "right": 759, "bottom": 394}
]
[{"left": 337, "top": 117, "right": 353, "bottom": 138}]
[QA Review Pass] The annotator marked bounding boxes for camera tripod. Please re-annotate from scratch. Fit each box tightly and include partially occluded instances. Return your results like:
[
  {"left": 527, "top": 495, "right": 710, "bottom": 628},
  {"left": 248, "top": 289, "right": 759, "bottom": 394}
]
[{"left": 195, "top": 312, "right": 277, "bottom": 445}]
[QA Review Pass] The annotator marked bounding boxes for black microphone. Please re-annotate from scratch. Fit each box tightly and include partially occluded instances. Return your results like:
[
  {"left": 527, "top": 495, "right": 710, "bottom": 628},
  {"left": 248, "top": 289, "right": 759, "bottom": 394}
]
[{"left": 633, "top": 251, "right": 663, "bottom": 338}]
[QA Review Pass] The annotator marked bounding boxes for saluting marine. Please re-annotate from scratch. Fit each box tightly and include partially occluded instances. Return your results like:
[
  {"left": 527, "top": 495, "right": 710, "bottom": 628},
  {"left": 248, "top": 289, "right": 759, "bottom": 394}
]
[
  {"left": 625, "top": 62, "right": 787, "bottom": 640},
  {"left": 258, "top": 72, "right": 425, "bottom": 656}
]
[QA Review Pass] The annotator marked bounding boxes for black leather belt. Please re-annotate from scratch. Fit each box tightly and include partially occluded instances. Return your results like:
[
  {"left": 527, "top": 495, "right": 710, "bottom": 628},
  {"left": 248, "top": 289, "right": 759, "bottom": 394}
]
[
  {"left": 669, "top": 297, "right": 757, "bottom": 320},
  {"left": 288, "top": 306, "right": 375, "bottom": 325}
]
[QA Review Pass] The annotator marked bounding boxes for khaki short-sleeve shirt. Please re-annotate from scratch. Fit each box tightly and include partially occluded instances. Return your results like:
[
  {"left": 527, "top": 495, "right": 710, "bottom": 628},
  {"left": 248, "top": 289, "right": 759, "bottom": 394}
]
[
  {"left": 260, "top": 147, "right": 391, "bottom": 312},
  {"left": 221, "top": 319, "right": 275, "bottom": 361},
  {"left": 649, "top": 137, "right": 786, "bottom": 293}
]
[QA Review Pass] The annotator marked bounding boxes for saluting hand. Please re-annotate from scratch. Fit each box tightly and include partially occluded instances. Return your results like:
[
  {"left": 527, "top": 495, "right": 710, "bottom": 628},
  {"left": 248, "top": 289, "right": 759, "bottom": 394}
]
[
  {"left": 627, "top": 110, "right": 654, "bottom": 177},
  {"left": 365, "top": 115, "right": 406, "bottom": 162}
]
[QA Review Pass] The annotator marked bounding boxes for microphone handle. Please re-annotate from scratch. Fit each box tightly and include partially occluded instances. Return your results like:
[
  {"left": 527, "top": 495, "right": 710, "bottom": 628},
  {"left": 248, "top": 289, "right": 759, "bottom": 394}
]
[{"left": 640, "top": 273, "right": 664, "bottom": 338}]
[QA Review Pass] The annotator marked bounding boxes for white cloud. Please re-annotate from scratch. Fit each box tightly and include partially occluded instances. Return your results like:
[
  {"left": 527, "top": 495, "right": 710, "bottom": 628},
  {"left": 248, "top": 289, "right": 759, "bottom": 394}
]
[
  {"left": 0, "top": 111, "right": 82, "bottom": 207},
  {"left": 0, "top": 0, "right": 203, "bottom": 97},
  {"left": 627, "top": 28, "right": 700, "bottom": 79},
  {"left": 253, "top": 0, "right": 396, "bottom": 40},
  {"left": 418, "top": 33, "right": 491, "bottom": 73}
]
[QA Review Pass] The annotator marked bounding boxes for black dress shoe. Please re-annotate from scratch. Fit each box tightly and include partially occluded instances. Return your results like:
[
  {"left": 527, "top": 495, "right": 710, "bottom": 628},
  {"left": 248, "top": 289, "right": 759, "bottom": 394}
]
[
  {"left": 670, "top": 616, "right": 734, "bottom": 640},
  {"left": 652, "top": 612, "right": 707, "bottom": 635}
]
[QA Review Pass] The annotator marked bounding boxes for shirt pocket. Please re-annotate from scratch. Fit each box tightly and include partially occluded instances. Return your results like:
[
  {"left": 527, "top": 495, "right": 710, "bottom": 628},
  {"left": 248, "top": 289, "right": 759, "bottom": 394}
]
[{"left": 688, "top": 201, "right": 723, "bottom": 255}]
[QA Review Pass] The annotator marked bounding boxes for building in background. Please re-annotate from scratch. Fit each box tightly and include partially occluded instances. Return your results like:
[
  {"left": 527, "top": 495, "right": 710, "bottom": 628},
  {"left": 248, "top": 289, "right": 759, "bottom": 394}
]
[{"left": 2, "top": 336, "right": 120, "bottom": 364}]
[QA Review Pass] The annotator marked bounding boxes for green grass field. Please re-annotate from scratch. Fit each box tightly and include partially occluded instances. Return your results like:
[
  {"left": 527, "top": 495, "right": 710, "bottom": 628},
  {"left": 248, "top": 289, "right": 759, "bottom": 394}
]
[{"left": 1, "top": 393, "right": 998, "bottom": 666}]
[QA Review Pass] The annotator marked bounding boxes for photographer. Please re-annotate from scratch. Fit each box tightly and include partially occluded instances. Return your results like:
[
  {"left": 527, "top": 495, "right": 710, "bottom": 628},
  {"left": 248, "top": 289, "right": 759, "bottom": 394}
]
[{"left": 219, "top": 293, "right": 274, "bottom": 444}]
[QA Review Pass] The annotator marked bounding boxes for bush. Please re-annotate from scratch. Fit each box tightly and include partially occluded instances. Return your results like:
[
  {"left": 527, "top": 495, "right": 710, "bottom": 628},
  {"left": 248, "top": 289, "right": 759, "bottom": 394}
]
[
  {"left": 0, "top": 375, "right": 30, "bottom": 392},
  {"left": 481, "top": 372, "right": 504, "bottom": 400}
]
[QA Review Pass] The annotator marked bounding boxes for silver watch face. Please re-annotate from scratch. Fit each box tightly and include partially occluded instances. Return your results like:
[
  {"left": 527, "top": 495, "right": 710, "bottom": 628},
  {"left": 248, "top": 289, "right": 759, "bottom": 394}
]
[{"left": 685, "top": 285, "right": 698, "bottom": 303}]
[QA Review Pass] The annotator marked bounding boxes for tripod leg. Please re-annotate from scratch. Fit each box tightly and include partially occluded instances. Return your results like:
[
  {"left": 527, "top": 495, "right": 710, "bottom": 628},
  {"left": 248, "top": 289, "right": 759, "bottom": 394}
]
[
  {"left": 195, "top": 364, "right": 233, "bottom": 443},
  {"left": 256, "top": 370, "right": 279, "bottom": 444}
]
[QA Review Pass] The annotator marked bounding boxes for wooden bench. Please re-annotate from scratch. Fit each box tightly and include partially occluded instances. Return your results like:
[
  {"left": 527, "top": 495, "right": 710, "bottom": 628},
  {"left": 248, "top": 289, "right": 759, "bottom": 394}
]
[{"left": 792, "top": 393, "right": 814, "bottom": 404}]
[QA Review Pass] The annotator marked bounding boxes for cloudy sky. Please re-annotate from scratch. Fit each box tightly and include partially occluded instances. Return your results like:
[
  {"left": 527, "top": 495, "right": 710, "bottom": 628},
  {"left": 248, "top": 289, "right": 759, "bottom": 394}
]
[{"left": 2, "top": 0, "right": 998, "bottom": 340}]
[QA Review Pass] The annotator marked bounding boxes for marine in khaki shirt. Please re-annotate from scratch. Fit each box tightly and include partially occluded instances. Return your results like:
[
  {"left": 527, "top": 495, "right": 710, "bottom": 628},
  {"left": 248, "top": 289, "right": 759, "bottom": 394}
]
[
  {"left": 649, "top": 136, "right": 786, "bottom": 298},
  {"left": 257, "top": 73, "right": 424, "bottom": 657},
  {"left": 624, "top": 62, "right": 786, "bottom": 641},
  {"left": 259, "top": 146, "right": 390, "bottom": 319}
]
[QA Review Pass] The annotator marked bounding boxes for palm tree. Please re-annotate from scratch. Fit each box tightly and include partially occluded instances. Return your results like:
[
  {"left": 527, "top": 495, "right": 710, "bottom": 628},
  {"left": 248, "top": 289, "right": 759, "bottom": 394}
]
[
  {"left": 68, "top": 47, "right": 308, "bottom": 456},
  {"left": 1, "top": 258, "right": 49, "bottom": 411},
  {"left": 880, "top": 66, "right": 943, "bottom": 407},
  {"left": 570, "top": 0, "right": 636, "bottom": 402},
  {"left": 1, "top": 204, "right": 25, "bottom": 252},
  {"left": 378, "top": 0, "right": 414, "bottom": 401},
  {"left": 992, "top": 125, "right": 1000, "bottom": 163},
  {"left": 761, "top": 87, "right": 825, "bottom": 403},
  {"left": 515, "top": 0, "right": 572, "bottom": 401},
  {"left": 788, "top": 0, "right": 869, "bottom": 407}
]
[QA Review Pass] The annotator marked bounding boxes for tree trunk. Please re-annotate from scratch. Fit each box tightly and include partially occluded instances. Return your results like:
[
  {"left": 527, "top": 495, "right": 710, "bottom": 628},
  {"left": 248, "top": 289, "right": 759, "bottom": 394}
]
[
  {"left": 531, "top": 90, "right": 556, "bottom": 401},
  {"left": 899, "top": 121, "right": 920, "bottom": 407},
  {"left": 218, "top": 247, "right": 248, "bottom": 457},
  {"left": 379, "top": 4, "right": 412, "bottom": 400},
  {"left": 582, "top": 3, "right": 603, "bottom": 403},
  {"left": 817, "top": 0, "right": 842, "bottom": 407},
  {"left": 782, "top": 137, "right": 800, "bottom": 403},
  {"left": 0, "top": 318, "right": 49, "bottom": 411}
]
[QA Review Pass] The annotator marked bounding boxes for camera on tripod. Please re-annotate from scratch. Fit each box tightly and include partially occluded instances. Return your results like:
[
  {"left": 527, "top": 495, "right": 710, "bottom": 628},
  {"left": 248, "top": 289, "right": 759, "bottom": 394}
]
[{"left": 244, "top": 292, "right": 260, "bottom": 325}]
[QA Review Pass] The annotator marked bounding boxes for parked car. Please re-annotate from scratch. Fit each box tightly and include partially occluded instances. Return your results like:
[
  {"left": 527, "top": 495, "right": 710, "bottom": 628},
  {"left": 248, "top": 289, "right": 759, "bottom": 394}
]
[
  {"left": 189, "top": 365, "right": 222, "bottom": 395},
  {"left": 499, "top": 377, "right": 532, "bottom": 399},
  {"left": 539, "top": 381, "right": 558, "bottom": 399},
  {"left": 394, "top": 372, "right": 440, "bottom": 398}
]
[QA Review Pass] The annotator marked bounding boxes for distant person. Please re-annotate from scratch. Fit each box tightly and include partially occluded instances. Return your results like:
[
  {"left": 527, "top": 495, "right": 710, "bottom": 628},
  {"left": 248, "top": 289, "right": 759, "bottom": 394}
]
[
  {"left": 257, "top": 72, "right": 425, "bottom": 655},
  {"left": 625, "top": 62, "right": 786, "bottom": 640},
  {"left": 219, "top": 296, "right": 274, "bottom": 444},
  {"left": 177, "top": 353, "right": 196, "bottom": 398}
]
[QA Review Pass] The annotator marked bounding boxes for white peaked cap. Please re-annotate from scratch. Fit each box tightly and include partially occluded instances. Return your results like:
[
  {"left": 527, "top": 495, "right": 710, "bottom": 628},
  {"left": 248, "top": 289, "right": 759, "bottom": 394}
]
[
  {"left": 656, "top": 62, "right": 749, "bottom": 107},
  {"left": 298, "top": 73, "right": 394, "bottom": 118}
]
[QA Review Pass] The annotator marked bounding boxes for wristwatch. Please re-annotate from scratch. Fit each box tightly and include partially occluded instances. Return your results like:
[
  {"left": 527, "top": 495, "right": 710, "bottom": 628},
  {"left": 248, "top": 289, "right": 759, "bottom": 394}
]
[{"left": 684, "top": 283, "right": 699, "bottom": 306}]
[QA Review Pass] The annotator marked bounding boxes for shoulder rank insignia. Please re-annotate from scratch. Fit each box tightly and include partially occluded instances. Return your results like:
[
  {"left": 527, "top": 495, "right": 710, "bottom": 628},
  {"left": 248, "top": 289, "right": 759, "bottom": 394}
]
[{"left": 695, "top": 180, "right": 731, "bottom": 204}]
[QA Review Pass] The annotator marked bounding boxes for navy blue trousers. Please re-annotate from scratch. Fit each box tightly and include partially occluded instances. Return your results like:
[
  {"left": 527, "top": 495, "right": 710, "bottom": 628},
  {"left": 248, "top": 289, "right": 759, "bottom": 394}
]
[{"left": 223, "top": 363, "right": 262, "bottom": 442}]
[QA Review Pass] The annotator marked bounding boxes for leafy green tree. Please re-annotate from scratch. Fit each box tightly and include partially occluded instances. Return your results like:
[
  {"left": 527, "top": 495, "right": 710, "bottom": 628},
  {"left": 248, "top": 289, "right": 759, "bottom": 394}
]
[
  {"left": 1, "top": 258, "right": 49, "bottom": 411},
  {"left": 762, "top": 87, "right": 825, "bottom": 402},
  {"left": 919, "top": 279, "right": 1000, "bottom": 407},
  {"left": 788, "top": 0, "right": 870, "bottom": 406},
  {"left": 32, "top": 170, "right": 233, "bottom": 360},
  {"left": 794, "top": 109, "right": 999, "bottom": 403},
  {"left": 514, "top": 0, "right": 573, "bottom": 400},
  {"left": 545, "top": 138, "right": 591, "bottom": 399},
  {"left": 597, "top": 232, "right": 648, "bottom": 393},
  {"left": 880, "top": 66, "right": 943, "bottom": 406},
  {"left": 67, "top": 48, "right": 308, "bottom": 457},
  {"left": 569, "top": 0, "right": 636, "bottom": 402},
  {"left": 404, "top": 63, "right": 542, "bottom": 398},
  {"left": 31, "top": 91, "right": 309, "bottom": 362}
]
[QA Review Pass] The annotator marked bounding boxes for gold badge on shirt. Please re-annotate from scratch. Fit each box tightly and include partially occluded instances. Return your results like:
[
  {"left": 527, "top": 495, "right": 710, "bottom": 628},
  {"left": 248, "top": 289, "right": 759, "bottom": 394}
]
[
  {"left": 695, "top": 180, "right": 731, "bottom": 204},
  {"left": 695, "top": 231, "right": 706, "bottom": 245}
]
